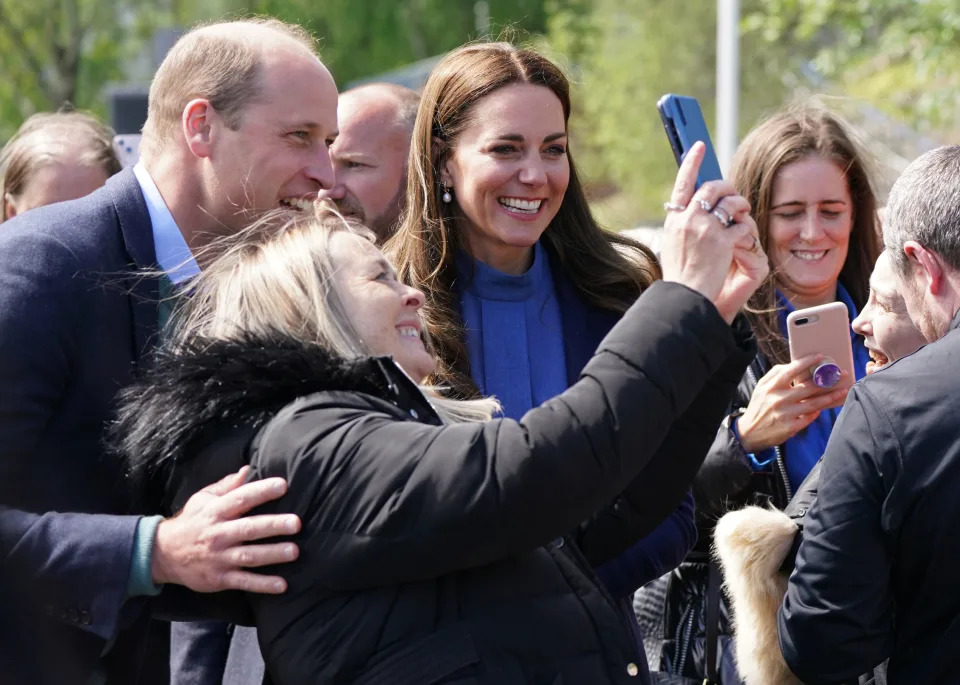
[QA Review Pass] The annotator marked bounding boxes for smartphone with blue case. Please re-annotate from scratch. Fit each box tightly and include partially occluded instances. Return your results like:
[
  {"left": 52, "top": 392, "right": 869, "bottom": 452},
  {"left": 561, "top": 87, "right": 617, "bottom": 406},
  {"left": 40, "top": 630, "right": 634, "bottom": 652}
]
[{"left": 657, "top": 94, "right": 723, "bottom": 189}]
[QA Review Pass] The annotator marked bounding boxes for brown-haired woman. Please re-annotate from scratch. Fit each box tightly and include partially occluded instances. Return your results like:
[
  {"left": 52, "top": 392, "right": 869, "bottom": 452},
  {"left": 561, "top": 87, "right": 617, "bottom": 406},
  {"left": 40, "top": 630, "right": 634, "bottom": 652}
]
[
  {"left": 1, "top": 110, "right": 121, "bottom": 221},
  {"left": 638, "top": 104, "right": 883, "bottom": 684},
  {"left": 115, "top": 163, "right": 766, "bottom": 682},
  {"left": 387, "top": 41, "right": 763, "bottom": 681}
]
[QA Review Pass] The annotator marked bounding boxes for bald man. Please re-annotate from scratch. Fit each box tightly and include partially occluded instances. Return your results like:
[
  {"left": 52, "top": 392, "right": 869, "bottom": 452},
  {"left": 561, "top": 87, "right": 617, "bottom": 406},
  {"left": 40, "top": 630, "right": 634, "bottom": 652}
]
[{"left": 320, "top": 83, "right": 419, "bottom": 242}]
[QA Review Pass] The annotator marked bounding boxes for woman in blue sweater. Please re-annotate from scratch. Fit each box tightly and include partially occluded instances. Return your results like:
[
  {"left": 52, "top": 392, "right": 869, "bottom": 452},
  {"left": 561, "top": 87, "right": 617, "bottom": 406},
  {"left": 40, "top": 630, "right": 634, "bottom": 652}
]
[
  {"left": 387, "top": 43, "right": 727, "bottom": 679},
  {"left": 638, "top": 105, "right": 883, "bottom": 684}
]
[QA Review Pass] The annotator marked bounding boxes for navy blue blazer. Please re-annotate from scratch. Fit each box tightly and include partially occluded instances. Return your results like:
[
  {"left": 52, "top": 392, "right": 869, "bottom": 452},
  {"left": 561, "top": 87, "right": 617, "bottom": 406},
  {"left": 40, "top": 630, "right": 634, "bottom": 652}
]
[{"left": 0, "top": 168, "right": 166, "bottom": 683}]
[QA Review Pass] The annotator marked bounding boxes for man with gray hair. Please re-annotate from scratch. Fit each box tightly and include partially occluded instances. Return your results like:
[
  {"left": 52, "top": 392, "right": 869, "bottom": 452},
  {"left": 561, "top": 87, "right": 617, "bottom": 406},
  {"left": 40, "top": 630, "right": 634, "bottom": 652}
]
[
  {"left": 319, "top": 83, "right": 419, "bottom": 242},
  {"left": 777, "top": 145, "right": 960, "bottom": 684}
]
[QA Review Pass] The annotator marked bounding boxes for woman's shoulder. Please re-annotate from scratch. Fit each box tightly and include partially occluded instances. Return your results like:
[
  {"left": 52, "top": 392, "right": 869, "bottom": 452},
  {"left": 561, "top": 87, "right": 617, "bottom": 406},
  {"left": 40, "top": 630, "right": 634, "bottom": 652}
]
[{"left": 117, "top": 333, "right": 433, "bottom": 483}]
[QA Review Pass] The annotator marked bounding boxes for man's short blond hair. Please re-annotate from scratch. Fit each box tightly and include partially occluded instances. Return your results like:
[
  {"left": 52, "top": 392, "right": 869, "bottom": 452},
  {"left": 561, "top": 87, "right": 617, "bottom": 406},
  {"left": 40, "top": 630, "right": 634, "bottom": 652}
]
[{"left": 140, "top": 17, "right": 317, "bottom": 158}]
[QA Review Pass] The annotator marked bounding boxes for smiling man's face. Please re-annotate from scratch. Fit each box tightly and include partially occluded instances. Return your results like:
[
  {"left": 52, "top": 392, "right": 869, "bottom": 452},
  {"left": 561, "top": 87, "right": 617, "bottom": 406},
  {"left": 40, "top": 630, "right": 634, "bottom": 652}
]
[{"left": 852, "top": 251, "right": 927, "bottom": 373}]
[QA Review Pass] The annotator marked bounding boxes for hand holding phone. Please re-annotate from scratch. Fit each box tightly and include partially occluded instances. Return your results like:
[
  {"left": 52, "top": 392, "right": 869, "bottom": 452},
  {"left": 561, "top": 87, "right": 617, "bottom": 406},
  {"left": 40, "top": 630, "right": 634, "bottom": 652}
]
[
  {"left": 657, "top": 94, "right": 723, "bottom": 189},
  {"left": 657, "top": 96, "right": 768, "bottom": 322},
  {"left": 787, "top": 302, "right": 856, "bottom": 392},
  {"left": 736, "top": 350, "right": 850, "bottom": 454},
  {"left": 736, "top": 303, "right": 855, "bottom": 452}
]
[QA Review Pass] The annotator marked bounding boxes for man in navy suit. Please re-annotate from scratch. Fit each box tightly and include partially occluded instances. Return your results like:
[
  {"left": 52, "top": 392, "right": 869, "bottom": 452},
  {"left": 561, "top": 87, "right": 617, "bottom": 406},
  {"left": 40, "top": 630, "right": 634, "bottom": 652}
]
[{"left": 0, "top": 17, "right": 338, "bottom": 684}]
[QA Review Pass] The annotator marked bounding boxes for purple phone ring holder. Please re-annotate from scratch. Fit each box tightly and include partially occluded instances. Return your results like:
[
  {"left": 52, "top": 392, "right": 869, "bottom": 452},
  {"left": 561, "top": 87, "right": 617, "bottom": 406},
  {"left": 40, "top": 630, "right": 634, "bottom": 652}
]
[{"left": 811, "top": 358, "right": 842, "bottom": 388}]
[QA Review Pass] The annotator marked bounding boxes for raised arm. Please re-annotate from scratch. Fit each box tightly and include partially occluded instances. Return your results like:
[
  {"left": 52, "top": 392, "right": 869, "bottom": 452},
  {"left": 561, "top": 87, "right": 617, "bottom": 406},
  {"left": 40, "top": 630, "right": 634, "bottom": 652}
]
[{"left": 254, "top": 282, "right": 743, "bottom": 590}]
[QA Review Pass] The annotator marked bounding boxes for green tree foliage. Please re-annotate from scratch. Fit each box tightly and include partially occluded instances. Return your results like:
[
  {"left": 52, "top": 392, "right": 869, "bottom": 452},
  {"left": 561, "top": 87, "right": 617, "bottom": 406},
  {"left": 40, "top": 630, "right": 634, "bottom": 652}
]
[
  {"left": 545, "top": 0, "right": 960, "bottom": 226},
  {"left": 743, "top": 0, "right": 960, "bottom": 137},
  {"left": 216, "top": 0, "right": 546, "bottom": 88},
  {"left": 0, "top": 0, "right": 546, "bottom": 141},
  {"left": 545, "top": 0, "right": 791, "bottom": 227},
  {"left": 0, "top": 0, "right": 167, "bottom": 140}
]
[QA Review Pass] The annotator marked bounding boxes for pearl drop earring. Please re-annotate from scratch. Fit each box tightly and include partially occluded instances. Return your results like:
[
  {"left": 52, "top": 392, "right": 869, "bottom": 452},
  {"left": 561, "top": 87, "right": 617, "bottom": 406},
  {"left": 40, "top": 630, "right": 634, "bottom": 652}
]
[{"left": 442, "top": 186, "right": 452, "bottom": 203}]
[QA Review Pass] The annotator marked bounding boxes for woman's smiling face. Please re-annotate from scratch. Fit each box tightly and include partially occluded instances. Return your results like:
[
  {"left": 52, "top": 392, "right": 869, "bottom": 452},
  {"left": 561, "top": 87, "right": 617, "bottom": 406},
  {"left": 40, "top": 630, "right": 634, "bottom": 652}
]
[
  {"left": 767, "top": 155, "right": 853, "bottom": 309},
  {"left": 441, "top": 82, "right": 570, "bottom": 274}
]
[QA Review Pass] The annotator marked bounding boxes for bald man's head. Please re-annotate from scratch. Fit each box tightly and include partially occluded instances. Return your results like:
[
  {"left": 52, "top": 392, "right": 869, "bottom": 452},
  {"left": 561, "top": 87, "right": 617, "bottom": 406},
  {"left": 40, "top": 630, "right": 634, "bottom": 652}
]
[
  {"left": 319, "top": 83, "right": 420, "bottom": 242},
  {"left": 141, "top": 18, "right": 321, "bottom": 159},
  {"left": 138, "top": 17, "right": 339, "bottom": 241}
]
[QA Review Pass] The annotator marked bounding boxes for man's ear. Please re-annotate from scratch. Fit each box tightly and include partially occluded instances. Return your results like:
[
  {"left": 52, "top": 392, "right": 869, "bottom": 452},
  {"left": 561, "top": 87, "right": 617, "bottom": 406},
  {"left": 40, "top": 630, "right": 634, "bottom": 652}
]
[
  {"left": 182, "top": 99, "right": 217, "bottom": 159},
  {"left": 3, "top": 193, "right": 17, "bottom": 220},
  {"left": 903, "top": 240, "right": 945, "bottom": 296}
]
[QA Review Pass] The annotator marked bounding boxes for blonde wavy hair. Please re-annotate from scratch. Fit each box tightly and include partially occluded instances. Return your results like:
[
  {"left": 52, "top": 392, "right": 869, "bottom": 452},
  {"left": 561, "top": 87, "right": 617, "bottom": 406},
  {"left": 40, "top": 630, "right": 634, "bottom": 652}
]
[{"left": 172, "top": 204, "right": 499, "bottom": 423}]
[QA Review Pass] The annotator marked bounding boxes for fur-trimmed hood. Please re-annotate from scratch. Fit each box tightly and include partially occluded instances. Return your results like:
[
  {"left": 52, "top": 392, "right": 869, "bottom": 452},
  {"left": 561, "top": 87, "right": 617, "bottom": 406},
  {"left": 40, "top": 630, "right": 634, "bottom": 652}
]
[{"left": 111, "top": 332, "right": 439, "bottom": 509}]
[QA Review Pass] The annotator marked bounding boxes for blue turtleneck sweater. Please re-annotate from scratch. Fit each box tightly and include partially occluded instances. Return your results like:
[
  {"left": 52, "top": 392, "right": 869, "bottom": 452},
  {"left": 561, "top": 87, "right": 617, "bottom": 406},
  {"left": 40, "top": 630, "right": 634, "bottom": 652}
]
[
  {"left": 458, "top": 242, "right": 568, "bottom": 419},
  {"left": 740, "top": 282, "right": 870, "bottom": 490}
]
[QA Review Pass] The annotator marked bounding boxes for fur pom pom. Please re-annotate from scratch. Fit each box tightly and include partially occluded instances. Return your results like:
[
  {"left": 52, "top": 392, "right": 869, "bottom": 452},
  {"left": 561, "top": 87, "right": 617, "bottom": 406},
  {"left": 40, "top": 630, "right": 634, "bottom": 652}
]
[{"left": 714, "top": 506, "right": 804, "bottom": 685}]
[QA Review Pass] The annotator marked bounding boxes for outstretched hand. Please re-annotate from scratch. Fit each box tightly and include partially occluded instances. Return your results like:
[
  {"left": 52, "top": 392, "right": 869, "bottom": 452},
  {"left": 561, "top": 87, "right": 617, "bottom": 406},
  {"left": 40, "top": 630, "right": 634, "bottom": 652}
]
[
  {"left": 660, "top": 142, "right": 768, "bottom": 323},
  {"left": 151, "top": 466, "right": 301, "bottom": 594}
]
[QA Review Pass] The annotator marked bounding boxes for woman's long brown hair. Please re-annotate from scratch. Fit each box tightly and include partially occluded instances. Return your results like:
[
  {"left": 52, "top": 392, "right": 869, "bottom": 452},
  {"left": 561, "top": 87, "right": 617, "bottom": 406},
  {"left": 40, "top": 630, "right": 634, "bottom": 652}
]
[
  {"left": 386, "top": 42, "right": 660, "bottom": 399},
  {"left": 730, "top": 105, "right": 882, "bottom": 365}
]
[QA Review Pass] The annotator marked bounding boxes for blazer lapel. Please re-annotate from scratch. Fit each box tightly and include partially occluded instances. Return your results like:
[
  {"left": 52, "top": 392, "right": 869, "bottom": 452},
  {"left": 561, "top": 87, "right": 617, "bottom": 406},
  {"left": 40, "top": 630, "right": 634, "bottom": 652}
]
[
  {"left": 547, "top": 250, "right": 622, "bottom": 386},
  {"left": 106, "top": 168, "right": 159, "bottom": 361}
]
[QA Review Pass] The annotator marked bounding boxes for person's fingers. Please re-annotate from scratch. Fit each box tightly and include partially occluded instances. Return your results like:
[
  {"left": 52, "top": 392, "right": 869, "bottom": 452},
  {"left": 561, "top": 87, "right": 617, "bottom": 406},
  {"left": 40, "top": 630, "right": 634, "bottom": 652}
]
[
  {"left": 669, "top": 141, "right": 705, "bottom": 207},
  {"left": 727, "top": 235, "right": 768, "bottom": 287},
  {"left": 218, "top": 570, "right": 288, "bottom": 594},
  {"left": 712, "top": 194, "right": 751, "bottom": 221},
  {"left": 788, "top": 379, "right": 841, "bottom": 401},
  {"left": 791, "top": 412, "right": 821, "bottom": 432},
  {"left": 216, "top": 513, "right": 302, "bottom": 544},
  {"left": 723, "top": 222, "right": 753, "bottom": 246},
  {"left": 200, "top": 465, "right": 252, "bottom": 497},
  {"left": 773, "top": 354, "right": 825, "bottom": 387},
  {"left": 687, "top": 180, "right": 739, "bottom": 219},
  {"left": 223, "top": 541, "right": 299, "bottom": 568},
  {"left": 215, "top": 478, "right": 291, "bottom": 519},
  {"left": 824, "top": 384, "right": 852, "bottom": 408},
  {"left": 795, "top": 388, "right": 850, "bottom": 413}
]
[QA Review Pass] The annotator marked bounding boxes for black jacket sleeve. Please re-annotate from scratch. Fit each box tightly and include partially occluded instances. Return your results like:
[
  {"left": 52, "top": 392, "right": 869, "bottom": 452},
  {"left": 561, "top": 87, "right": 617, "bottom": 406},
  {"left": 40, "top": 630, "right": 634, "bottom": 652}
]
[
  {"left": 574, "top": 314, "right": 756, "bottom": 566},
  {"left": 251, "top": 282, "right": 744, "bottom": 591},
  {"left": 778, "top": 386, "right": 896, "bottom": 683}
]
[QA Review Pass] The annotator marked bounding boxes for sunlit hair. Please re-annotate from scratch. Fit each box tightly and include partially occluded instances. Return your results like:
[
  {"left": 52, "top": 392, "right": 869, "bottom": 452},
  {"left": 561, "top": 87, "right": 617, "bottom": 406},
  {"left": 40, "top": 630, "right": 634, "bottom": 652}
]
[
  {"left": 730, "top": 104, "right": 882, "bottom": 364},
  {"left": 386, "top": 41, "right": 661, "bottom": 399},
  {"left": 140, "top": 17, "right": 317, "bottom": 160},
  {"left": 1, "top": 109, "right": 121, "bottom": 221},
  {"left": 173, "top": 204, "right": 499, "bottom": 423},
  {"left": 884, "top": 145, "right": 960, "bottom": 277}
]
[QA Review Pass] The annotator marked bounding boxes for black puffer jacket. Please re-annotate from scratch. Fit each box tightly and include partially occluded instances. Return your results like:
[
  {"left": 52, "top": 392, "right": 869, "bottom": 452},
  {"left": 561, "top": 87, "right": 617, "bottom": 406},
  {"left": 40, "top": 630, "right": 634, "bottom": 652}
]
[
  {"left": 118, "top": 282, "right": 754, "bottom": 685},
  {"left": 638, "top": 352, "right": 791, "bottom": 684}
]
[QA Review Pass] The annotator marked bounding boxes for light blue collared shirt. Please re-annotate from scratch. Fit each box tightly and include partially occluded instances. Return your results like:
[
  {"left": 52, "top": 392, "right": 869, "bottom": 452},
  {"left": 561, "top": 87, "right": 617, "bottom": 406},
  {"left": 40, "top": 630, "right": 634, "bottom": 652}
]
[{"left": 133, "top": 163, "right": 199, "bottom": 284}]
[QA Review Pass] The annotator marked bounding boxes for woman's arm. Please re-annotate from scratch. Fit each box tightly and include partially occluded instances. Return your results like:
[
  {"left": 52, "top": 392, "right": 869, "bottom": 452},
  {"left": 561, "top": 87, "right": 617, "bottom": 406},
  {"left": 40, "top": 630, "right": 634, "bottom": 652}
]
[
  {"left": 573, "top": 316, "right": 755, "bottom": 567},
  {"left": 252, "top": 282, "right": 743, "bottom": 591}
]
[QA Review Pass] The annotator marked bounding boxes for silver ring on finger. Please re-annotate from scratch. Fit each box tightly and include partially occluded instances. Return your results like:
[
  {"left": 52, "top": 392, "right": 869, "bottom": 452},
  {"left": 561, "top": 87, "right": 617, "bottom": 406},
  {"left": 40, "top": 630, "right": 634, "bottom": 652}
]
[
  {"left": 663, "top": 201, "right": 686, "bottom": 213},
  {"left": 697, "top": 199, "right": 713, "bottom": 212},
  {"left": 711, "top": 206, "right": 735, "bottom": 227}
]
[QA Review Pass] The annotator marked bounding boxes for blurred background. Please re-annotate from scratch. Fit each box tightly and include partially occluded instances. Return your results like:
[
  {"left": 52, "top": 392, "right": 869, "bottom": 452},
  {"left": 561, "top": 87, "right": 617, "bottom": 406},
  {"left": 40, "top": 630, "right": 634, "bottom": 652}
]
[{"left": 1, "top": 0, "right": 956, "bottom": 230}]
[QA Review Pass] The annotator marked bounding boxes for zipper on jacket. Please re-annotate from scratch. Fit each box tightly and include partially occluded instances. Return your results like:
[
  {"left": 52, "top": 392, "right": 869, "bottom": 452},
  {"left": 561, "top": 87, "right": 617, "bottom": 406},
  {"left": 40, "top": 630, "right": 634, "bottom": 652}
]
[
  {"left": 673, "top": 600, "right": 695, "bottom": 675},
  {"left": 776, "top": 445, "right": 793, "bottom": 502}
]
